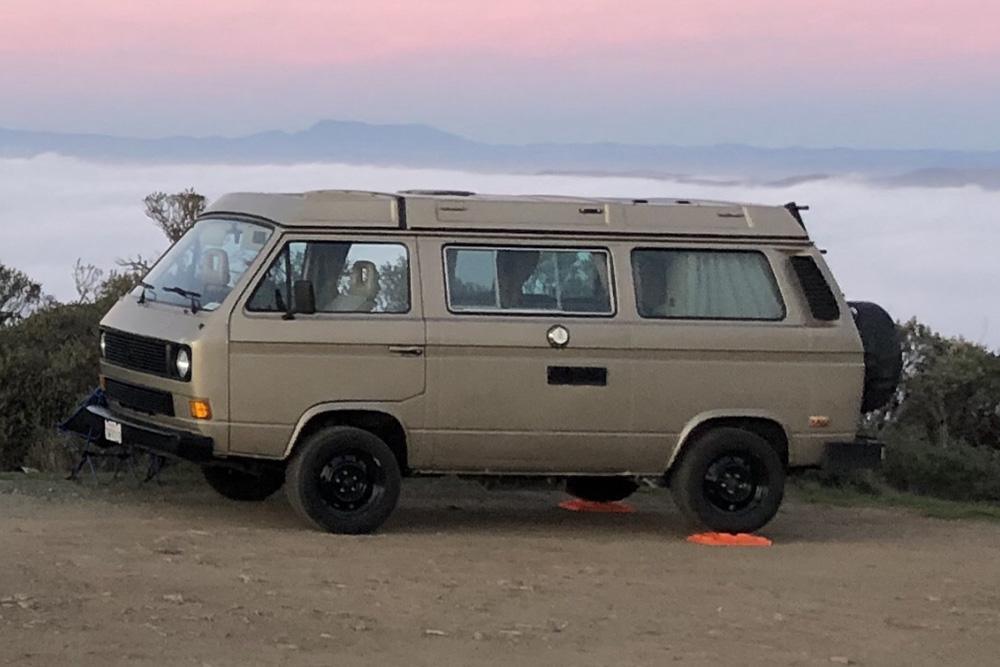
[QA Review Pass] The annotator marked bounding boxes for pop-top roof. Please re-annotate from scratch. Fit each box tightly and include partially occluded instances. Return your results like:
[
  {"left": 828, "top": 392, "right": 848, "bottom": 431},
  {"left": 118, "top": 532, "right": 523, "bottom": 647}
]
[{"left": 205, "top": 189, "right": 809, "bottom": 239}]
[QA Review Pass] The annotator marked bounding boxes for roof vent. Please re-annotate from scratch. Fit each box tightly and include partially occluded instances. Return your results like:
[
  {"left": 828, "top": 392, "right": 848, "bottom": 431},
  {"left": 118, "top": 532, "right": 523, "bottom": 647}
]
[{"left": 399, "top": 189, "right": 476, "bottom": 197}]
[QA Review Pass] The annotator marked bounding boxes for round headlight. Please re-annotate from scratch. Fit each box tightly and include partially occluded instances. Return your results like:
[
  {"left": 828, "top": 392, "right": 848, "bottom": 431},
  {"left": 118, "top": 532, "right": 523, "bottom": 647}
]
[
  {"left": 99, "top": 332, "right": 107, "bottom": 357},
  {"left": 175, "top": 348, "right": 191, "bottom": 379}
]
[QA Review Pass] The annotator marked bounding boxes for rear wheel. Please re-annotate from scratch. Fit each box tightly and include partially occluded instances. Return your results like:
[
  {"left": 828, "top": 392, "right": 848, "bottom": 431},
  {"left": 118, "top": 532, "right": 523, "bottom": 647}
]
[
  {"left": 669, "top": 427, "right": 785, "bottom": 533},
  {"left": 202, "top": 465, "right": 285, "bottom": 502},
  {"left": 285, "top": 426, "right": 401, "bottom": 534},
  {"left": 565, "top": 476, "right": 639, "bottom": 502}
]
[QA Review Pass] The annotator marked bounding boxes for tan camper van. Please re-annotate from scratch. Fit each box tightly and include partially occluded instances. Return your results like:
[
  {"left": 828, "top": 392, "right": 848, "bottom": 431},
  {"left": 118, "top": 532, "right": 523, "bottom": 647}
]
[{"left": 66, "top": 190, "right": 901, "bottom": 534}]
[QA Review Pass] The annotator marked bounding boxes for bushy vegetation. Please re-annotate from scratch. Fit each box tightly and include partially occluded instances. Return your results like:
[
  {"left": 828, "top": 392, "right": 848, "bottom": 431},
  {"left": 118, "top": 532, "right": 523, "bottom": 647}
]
[
  {"left": 0, "top": 189, "right": 202, "bottom": 470},
  {"left": 821, "top": 320, "right": 1000, "bottom": 503},
  {"left": 0, "top": 192, "right": 997, "bottom": 509},
  {"left": 0, "top": 297, "right": 114, "bottom": 469},
  {"left": 866, "top": 320, "right": 1000, "bottom": 449},
  {"left": 882, "top": 434, "right": 1000, "bottom": 501}
]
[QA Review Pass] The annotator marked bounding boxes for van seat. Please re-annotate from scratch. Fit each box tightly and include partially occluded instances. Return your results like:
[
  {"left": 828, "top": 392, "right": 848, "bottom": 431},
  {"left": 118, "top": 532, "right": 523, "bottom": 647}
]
[{"left": 329, "top": 261, "right": 380, "bottom": 312}]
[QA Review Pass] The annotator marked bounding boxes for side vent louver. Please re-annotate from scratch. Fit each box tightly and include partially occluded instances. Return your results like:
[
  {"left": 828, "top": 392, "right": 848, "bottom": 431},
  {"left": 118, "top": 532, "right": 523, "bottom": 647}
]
[{"left": 790, "top": 256, "right": 840, "bottom": 321}]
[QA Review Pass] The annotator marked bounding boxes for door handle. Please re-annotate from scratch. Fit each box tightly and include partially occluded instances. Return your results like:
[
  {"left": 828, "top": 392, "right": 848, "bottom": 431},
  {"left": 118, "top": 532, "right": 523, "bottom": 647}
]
[{"left": 388, "top": 345, "right": 424, "bottom": 357}]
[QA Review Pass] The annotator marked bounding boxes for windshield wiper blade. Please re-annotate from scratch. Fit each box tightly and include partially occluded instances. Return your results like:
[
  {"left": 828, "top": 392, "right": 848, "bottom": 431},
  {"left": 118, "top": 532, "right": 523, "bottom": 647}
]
[
  {"left": 137, "top": 281, "right": 155, "bottom": 304},
  {"left": 162, "top": 286, "right": 202, "bottom": 313}
]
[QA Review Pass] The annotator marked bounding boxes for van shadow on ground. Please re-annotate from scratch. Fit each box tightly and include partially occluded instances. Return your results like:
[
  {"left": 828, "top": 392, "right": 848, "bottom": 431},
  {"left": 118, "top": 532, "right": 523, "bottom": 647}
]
[{"left": 2, "top": 473, "right": 921, "bottom": 546}]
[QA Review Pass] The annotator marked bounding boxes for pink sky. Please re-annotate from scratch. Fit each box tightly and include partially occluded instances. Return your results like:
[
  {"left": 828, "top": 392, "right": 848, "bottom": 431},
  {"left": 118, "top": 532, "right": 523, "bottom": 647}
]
[{"left": 1, "top": 1, "right": 999, "bottom": 147}]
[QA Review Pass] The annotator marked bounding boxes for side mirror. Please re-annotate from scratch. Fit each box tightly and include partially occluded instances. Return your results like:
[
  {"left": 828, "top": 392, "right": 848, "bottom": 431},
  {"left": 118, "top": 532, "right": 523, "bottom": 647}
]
[{"left": 292, "top": 280, "right": 316, "bottom": 315}]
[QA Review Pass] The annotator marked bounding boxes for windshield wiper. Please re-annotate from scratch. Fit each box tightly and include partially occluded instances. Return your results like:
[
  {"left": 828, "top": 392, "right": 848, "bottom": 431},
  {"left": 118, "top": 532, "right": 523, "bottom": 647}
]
[
  {"left": 137, "top": 281, "right": 155, "bottom": 304},
  {"left": 162, "top": 286, "right": 202, "bottom": 314}
]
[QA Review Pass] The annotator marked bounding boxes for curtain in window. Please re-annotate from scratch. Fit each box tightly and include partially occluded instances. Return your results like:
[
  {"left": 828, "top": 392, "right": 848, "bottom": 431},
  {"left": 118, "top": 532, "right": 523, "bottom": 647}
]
[{"left": 656, "top": 252, "right": 782, "bottom": 319}]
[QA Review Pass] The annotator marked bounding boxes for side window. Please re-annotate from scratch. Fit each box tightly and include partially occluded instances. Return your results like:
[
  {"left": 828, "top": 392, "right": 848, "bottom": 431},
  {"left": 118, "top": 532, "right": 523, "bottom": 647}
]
[
  {"left": 444, "top": 246, "right": 613, "bottom": 315},
  {"left": 247, "top": 241, "right": 410, "bottom": 314},
  {"left": 631, "top": 249, "right": 784, "bottom": 320}
]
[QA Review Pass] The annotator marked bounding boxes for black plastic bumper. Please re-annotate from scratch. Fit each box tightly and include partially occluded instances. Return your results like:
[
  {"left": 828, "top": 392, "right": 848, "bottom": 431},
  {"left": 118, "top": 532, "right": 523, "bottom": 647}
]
[
  {"left": 62, "top": 402, "right": 214, "bottom": 463},
  {"left": 821, "top": 437, "right": 884, "bottom": 473}
]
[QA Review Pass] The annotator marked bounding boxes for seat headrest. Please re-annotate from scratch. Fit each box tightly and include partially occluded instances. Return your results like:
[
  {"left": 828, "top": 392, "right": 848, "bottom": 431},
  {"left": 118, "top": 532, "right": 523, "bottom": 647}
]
[
  {"left": 347, "top": 260, "right": 379, "bottom": 299},
  {"left": 198, "top": 248, "right": 230, "bottom": 287}
]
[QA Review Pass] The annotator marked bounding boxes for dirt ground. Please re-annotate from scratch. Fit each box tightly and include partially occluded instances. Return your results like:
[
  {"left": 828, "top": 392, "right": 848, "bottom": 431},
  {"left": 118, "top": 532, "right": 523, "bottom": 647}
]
[{"left": 1, "top": 473, "right": 998, "bottom": 666}]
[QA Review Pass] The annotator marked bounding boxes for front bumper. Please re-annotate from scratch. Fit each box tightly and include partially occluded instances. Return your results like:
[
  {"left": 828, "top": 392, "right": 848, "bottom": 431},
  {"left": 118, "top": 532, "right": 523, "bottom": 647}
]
[
  {"left": 821, "top": 437, "right": 884, "bottom": 473},
  {"left": 62, "top": 398, "right": 214, "bottom": 463}
]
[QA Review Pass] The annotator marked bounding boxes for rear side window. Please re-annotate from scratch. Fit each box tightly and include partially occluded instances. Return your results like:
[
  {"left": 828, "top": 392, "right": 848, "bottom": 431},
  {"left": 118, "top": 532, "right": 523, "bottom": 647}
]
[
  {"left": 790, "top": 255, "right": 840, "bottom": 321},
  {"left": 444, "top": 246, "right": 613, "bottom": 315},
  {"left": 247, "top": 241, "right": 410, "bottom": 314},
  {"left": 631, "top": 249, "right": 784, "bottom": 320}
]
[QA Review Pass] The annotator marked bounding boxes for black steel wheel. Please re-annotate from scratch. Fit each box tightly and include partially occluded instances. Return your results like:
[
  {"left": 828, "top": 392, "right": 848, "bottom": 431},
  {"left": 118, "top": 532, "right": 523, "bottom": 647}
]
[
  {"left": 669, "top": 427, "right": 785, "bottom": 533},
  {"left": 202, "top": 465, "right": 285, "bottom": 502},
  {"left": 285, "top": 426, "right": 401, "bottom": 534},
  {"left": 317, "top": 451, "right": 386, "bottom": 512},
  {"left": 702, "top": 454, "right": 769, "bottom": 514}
]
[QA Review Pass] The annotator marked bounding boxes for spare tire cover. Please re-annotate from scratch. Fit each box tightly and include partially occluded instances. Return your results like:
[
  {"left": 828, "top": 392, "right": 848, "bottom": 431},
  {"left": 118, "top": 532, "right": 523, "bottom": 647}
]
[{"left": 848, "top": 301, "right": 903, "bottom": 412}]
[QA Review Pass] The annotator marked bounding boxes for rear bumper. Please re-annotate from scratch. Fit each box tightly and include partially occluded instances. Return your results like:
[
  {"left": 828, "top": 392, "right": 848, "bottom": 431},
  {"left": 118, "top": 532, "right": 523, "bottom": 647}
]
[
  {"left": 62, "top": 402, "right": 214, "bottom": 463},
  {"left": 821, "top": 437, "right": 884, "bottom": 473}
]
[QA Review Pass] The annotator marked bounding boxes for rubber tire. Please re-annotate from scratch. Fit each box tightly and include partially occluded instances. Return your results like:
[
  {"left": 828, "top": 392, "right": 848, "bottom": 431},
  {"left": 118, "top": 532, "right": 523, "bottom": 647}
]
[
  {"left": 848, "top": 301, "right": 903, "bottom": 413},
  {"left": 565, "top": 476, "right": 639, "bottom": 503},
  {"left": 202, "top": 466, "right": 285, "bottom": 502},
  {"left": 669, "top": 427, "right": 785, "bottom": 534},
  {"left": 285, "top": 426, "right": 401, "bottom": 535}
]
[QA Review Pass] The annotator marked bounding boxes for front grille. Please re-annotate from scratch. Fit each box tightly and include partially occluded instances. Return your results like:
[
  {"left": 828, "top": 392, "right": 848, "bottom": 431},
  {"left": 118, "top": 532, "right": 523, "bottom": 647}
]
[
  {"left": 105, "top": 378, "right": 175, "bottom": 416},
  {"left": 104, "top": 330, "right": 170, "bottom": 376}
]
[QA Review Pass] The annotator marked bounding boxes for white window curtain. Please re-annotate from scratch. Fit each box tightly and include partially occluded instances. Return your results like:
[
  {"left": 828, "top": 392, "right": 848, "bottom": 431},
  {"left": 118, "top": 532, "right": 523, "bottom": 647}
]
[{"left": 655, "top": 251, "right": 783, "bottom": 319}]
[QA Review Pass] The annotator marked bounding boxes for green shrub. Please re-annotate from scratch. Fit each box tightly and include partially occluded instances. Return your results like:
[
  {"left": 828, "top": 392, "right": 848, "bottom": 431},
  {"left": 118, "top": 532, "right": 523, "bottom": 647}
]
[
  {"left": 809, "top": 425, "right": 1000, "bottom": 504},
  {"left": 882, "top": 430, "right": 1000, "bottom": 502},
  {"left": 800, "top": 467, "right": 884, "bottom": 496},
  {"left": 0, "top": 299, "right": 111, "bottom": 469}
]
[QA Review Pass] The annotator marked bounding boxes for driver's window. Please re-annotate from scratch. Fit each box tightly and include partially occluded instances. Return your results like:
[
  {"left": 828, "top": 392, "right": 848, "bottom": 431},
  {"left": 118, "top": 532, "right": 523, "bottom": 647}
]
[{"left": 247, "top": 240, "right": 410, "bottom": 314}]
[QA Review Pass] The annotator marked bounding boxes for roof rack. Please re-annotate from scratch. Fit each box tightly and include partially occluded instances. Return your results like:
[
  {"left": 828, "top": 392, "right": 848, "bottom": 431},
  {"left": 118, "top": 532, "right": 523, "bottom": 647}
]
[
  {"left": 399, "top": 189, "right": 476, "bottom": 197},
  {"left": 783, "top": 202, "right": 810, "bottom": 229},
  {"left": 205, "top": 190, "right": 812, "bottom": 240}
]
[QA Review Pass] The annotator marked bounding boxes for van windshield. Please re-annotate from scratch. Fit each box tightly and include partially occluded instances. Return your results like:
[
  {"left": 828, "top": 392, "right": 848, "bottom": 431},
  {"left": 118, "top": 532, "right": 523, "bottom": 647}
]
[{"left": 138, "top": 218, "right": 273, "bottom": 312}]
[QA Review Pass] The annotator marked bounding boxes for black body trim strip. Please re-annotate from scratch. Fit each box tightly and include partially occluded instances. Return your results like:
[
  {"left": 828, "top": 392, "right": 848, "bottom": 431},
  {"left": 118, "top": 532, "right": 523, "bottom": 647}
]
[{"left": 547, "top": 366, "right": 608, "bottom": 386}]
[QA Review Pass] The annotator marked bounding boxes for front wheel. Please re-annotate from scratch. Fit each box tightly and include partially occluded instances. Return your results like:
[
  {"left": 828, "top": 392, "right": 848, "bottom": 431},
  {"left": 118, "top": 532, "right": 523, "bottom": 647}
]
[
  {"left": 285, "top": 426, "right": 401, "bottom": 534},
  {"left": 669, "top": 427, "right": 785, "bottom": 534}
]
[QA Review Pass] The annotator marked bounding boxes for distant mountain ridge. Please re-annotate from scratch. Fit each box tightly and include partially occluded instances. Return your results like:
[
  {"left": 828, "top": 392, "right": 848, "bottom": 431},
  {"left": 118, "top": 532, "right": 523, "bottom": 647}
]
[{"left": 3, "top": 120, "right": 1000, "bottom": 188}]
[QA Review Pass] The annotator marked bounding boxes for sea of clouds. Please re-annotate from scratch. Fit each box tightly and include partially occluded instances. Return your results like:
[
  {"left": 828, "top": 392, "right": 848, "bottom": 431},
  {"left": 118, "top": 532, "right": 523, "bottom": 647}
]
[{"left": 1, "top": 153, "right": 997, "bottom": 349}]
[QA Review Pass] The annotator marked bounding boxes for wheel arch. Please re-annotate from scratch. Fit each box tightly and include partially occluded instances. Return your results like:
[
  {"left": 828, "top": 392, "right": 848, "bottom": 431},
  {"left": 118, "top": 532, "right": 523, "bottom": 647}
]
[
  {"left": 666, "top": 411, "right": 790, "bottom": 473},
  {"left": 283, "top": 403, "right": 410, "bottom": 473}
]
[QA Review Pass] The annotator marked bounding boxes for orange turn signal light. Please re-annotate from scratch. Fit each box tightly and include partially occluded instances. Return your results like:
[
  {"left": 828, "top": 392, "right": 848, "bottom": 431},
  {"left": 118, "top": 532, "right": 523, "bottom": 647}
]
[
  {"left": 189, "top": 399, "right": 212, "bottom": 420},
  {"left": 809, "top": 415, "right": 831, "bottom": 428}
]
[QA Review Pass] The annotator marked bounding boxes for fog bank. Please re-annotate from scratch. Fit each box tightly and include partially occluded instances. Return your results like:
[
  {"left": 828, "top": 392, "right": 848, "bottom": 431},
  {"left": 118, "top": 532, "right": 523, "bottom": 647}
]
[{"left": 1, "top": 154, "right": 996, "bottom": 349}]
